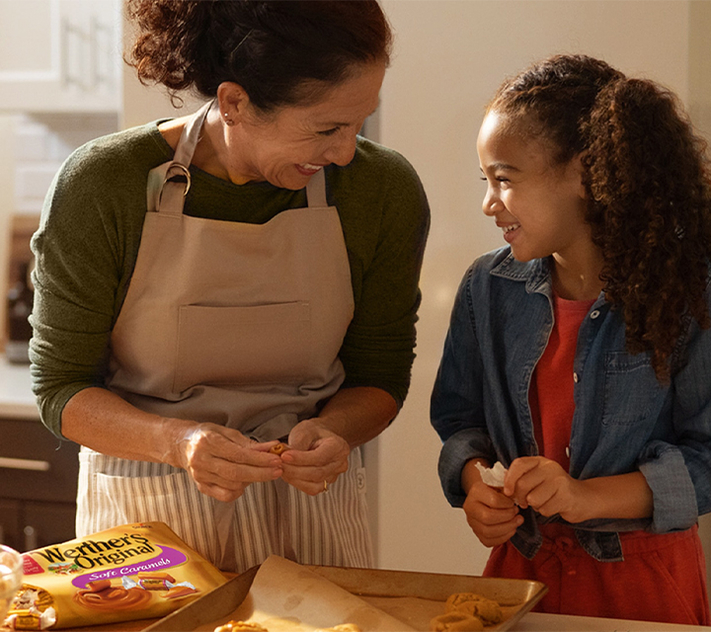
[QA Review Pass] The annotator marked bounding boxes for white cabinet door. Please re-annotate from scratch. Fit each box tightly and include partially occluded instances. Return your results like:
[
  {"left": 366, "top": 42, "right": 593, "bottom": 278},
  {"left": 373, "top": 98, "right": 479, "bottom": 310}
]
[{"left": 0, "top": 0, "right": 121, "bottom": 113}]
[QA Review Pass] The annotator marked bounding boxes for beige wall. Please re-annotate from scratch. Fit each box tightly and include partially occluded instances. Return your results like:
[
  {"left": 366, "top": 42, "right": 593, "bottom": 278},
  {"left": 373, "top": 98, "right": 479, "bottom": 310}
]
[
  {"left": 0, "top": 116, "right": 15, "bottom": 348},
  {"left": 689, "top": 0, "right": 711, "bottom": 140},
  {"left": 373, "top": 0, "right": 695, "bottom": 575}
]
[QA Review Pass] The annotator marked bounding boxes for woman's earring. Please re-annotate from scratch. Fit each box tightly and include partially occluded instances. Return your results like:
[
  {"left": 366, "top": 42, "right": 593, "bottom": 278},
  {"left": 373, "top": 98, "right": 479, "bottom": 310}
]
[{"left": 223, "top": 112, "right": 234, "bottom": 126}]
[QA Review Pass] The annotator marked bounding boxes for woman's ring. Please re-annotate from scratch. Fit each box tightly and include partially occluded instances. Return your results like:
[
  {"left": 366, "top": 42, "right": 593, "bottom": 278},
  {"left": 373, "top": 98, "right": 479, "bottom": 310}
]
[{"left": 323, "top": 480, "right": 329, "bottom": 493}]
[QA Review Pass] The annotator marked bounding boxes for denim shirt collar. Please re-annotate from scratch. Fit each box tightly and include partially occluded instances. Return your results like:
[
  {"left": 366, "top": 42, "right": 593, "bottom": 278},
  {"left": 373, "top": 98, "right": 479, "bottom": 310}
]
[{"left": 491, "top": 252, "right": 608, "bottom": 308}]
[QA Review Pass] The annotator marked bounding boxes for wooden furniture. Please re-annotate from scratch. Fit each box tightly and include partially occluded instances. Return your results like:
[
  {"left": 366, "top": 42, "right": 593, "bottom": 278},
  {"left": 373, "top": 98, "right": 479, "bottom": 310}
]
[{"left": 0, "top": 357, "right": 78, "bottom": 552}]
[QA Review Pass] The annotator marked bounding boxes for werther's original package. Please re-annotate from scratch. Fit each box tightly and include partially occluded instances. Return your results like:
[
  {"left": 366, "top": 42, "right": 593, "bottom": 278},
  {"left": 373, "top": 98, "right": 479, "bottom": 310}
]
[{"left": 4, "top": 522, "right": 228, "bottom": 630}]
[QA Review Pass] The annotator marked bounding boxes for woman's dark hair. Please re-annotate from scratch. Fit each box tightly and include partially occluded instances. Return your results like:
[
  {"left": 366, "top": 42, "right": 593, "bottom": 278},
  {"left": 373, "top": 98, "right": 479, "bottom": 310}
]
[
  {"left": 126, "top": 0, "right": 392, "bottom": 111},
  {"left": 489, "top": 54, "right": 711, "bottom": 381}
]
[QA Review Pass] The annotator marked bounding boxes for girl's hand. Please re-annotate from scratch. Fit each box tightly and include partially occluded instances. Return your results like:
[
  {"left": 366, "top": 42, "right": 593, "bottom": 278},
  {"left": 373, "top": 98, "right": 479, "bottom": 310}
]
[
  {"left": 461, "top": 459, "right": 522, "bottom": 547},
  {"left": 505, "top": 456, "right": 586, "bottom": 522},
  {"left": 279, "top": 418, "right": 350, "bottom": 495},
  {"left": 174, "top": 422, "right": 283, "bottom": 503}
]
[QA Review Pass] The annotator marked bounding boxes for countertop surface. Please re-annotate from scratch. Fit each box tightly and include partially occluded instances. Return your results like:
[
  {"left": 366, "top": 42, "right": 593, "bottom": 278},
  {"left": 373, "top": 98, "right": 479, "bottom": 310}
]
[
  {"left": 517, "top": 611, "right": 707, "bottom": 631},
  {"left": 0, "top": 355, "right": 38, "bottom": 419},
  {"left": 58, "top": 611, "right": 711, "bottom": 632}
]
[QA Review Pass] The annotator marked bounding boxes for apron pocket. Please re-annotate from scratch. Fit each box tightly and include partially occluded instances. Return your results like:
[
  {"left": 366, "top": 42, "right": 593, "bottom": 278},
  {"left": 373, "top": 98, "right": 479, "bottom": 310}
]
[{"left": 174, "top": 302, "right": 312, "bottom": 392}]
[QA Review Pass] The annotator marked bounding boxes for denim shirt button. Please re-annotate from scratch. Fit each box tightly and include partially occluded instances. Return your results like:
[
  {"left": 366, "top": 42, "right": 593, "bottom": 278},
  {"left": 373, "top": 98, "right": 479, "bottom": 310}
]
[
  {"left": 565, "top": 446, "right": 570, "bottom": 458},
  {"left": 590, "top": 309, "right": 601, "bottom": 319},
  {"left": 573, "top": 372, "right": 579, "bottom": 383}
]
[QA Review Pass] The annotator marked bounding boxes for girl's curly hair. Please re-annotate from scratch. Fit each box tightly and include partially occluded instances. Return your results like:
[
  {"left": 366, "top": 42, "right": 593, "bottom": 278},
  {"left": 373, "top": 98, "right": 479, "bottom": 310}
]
[
  {"left": 488, "top": 54, "right": 711, "bottom": 381},
  {"left": 125, "top": 0, "right": 392, "bottom": 111}
]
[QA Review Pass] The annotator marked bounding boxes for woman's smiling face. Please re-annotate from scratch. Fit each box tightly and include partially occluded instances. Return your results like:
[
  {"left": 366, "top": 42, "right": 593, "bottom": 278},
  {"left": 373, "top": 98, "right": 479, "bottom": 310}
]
[
  {"left": 477, "top": 111, "right": 589, "bottom": 263},
  {"left": 222, "top": 60, "right": 386, "bottom": 190}
]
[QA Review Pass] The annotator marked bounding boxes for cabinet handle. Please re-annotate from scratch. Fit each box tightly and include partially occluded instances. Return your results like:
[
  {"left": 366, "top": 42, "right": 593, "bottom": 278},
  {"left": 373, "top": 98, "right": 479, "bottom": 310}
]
[
  {"left": 24, "top": 526, "right": 38, "bottom": 552},
  {"left": 89, "top": 17, "right": 112, "bottom": 89},
  {"left": 61, "top": 18, "right": 86, "bottom": 90},
  {"left": 0, "top": 457, "right": 51, "bottom": 472}
]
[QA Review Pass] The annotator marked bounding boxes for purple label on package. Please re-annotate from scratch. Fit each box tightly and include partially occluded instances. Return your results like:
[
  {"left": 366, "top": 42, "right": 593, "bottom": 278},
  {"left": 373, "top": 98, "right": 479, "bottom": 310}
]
[{"left": 71, "top": 546, "right": 187, "bottom": 589}]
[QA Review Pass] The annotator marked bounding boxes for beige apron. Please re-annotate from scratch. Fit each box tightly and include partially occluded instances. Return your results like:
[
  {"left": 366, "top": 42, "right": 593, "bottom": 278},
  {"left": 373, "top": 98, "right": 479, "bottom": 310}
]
[{"left": 75, "top": 101, "right": 373, "bottom": 572}]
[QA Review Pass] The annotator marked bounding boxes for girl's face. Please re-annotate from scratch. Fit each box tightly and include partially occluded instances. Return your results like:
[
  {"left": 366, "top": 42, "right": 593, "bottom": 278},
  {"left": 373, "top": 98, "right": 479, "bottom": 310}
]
[
  {"left": 477, "top": 111, "right": 589, "bottom": 263},
  {"left": 222, "top": 61, "right": 386, "bottom": 190}
]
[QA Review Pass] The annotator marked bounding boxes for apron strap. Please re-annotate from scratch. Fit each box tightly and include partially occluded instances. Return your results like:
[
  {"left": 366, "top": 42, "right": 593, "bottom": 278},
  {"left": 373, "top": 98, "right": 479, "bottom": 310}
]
[
  {"left": 305, "top": 168, "right": 328, "bottom": 208},
  {"left": 146, "top": 100, "right": 214, "bottom": 216}
]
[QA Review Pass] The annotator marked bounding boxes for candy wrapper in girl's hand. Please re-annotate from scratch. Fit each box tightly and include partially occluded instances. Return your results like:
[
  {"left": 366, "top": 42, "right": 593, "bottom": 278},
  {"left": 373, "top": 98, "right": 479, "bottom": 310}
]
[{"left": 474, "top": 462, "right": 507, "bottom": 489}]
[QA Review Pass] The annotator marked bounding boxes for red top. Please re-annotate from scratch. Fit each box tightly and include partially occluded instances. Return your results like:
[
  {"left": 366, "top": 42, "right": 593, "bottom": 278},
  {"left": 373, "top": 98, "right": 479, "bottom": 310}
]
[{"left": 529, "top": 294, "right": 595, "bottom": 470}]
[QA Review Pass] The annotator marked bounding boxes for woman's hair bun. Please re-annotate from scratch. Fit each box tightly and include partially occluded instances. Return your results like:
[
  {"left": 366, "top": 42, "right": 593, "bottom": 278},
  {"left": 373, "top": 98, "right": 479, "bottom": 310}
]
[{"left": 126, "top": 0, "right": 392, "bottom": 110}]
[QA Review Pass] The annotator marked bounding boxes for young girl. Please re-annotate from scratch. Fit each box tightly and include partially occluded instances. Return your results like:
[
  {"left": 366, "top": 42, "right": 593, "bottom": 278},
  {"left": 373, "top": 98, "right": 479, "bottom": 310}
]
[{"left": 431, "top": 54, "right": 711, "bottom": 625}]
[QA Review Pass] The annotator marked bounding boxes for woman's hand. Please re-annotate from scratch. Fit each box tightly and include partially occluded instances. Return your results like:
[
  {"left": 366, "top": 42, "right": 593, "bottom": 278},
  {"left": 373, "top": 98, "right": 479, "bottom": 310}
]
[
  {"left": 171, "top": 422, "right": 284, "bottom": 503},
  {"left": 278, "top": 418, "right": 350, "bottom": 495},
  {"left": 461, "top": 459, "right": 523, "bottom": 547},
  {"left": 505, "top": 456, "right": 585, "bottom": 522}
]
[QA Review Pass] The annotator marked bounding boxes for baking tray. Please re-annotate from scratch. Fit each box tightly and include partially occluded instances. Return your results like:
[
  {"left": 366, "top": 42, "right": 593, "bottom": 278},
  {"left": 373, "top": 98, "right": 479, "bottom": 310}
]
[
  {"left": 307, "top": 566, "right": 546, "bottom": 631},
  {"left": 142, "top": 562, "right": 547, "bottom": 632}
]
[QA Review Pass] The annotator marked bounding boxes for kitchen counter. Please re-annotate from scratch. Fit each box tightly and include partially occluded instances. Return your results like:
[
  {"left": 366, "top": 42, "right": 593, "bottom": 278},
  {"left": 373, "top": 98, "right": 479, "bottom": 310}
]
[
  {"left": 64, "top": 611, "right": 710, "bottom": 631},
  {"left": 0, "top": 355, "right": 37, "bottom": 419},
  {"left": 518, "top": 612, "right": 707, "bottom": 631}
]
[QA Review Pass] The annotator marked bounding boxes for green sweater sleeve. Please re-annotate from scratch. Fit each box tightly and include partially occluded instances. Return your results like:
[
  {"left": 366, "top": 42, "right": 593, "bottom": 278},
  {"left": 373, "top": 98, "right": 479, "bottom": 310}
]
[
  {"left": 330, "top": 141, "right": 430, "bottom": 406},
  {"left": 30, "top": 123, "right": 430, "bottom": 438}
]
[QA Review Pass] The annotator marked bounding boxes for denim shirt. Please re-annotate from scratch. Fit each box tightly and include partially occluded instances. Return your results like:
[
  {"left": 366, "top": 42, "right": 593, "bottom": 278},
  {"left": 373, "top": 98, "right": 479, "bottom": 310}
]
[{"left": 431, "top": 247, "right": 711, "bottom": 562}]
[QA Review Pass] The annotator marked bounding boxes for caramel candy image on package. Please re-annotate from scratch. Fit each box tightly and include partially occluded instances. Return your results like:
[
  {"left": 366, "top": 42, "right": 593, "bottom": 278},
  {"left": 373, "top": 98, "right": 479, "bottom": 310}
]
[{"left": 3, "top": 522, "right": 227, "bottom": 630}]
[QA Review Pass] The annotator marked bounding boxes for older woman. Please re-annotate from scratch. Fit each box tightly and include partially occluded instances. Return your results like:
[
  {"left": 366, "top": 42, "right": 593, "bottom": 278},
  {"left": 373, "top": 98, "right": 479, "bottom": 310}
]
[{"left": 30, "top": 0, "right": 429, "bottom": 572}]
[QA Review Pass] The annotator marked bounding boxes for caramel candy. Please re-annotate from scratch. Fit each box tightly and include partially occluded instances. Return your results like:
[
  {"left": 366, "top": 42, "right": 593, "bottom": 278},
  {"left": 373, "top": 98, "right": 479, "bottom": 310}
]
[
  {"left": 137, "top": 571, "right": 176, "bottom": 583},
  {"left": 85, "top": 580, "right": 112, "bottom": 592},
  {"left": 139, "top": 578, "right": 171, "bottom": 591},
  {"left": 163, "top": 585, "right": 198, "bottom": 600}
]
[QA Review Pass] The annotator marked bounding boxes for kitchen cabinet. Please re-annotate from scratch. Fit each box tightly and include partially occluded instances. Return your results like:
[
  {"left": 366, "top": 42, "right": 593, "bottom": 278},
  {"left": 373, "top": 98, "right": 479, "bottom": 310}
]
[
  {"left": 0, "top": 0, "right": 121, "bottom": 113},
  {"left": 0, "top": 415, "right": 79, "bottom": 552},
  {"left": 0, "top": 358, "right": 79, "bottom": 552}
]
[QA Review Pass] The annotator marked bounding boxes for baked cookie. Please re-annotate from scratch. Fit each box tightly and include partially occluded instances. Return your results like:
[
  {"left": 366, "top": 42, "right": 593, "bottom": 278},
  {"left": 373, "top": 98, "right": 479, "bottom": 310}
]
[
  {"left": 445, "top": 593, "right": 503, "bottom": 625},
  {"left": 430, "top": 611, "right": 484, "bottom": 631},
  {"left": 214, "top": 621, "right": 268, "bottom": 632}
]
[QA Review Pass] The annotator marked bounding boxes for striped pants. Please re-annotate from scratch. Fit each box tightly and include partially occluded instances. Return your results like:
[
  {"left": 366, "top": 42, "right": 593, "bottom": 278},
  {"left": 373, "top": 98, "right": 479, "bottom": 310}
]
[{"left": 76, "top": 447, "right": 373, "bottom": 573}]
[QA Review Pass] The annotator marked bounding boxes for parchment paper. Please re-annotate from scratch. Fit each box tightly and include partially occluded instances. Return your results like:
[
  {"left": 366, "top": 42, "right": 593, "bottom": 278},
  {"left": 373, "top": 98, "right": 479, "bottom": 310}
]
[{"left": 196, "top": 556, "right": 416, "bottom": 632}]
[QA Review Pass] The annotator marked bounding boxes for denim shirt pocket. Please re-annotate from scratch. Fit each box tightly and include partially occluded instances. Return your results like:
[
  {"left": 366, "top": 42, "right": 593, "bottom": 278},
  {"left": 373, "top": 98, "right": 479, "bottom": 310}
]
[{"left": 601, "top": 352, "right": 665, "bottom": 426}]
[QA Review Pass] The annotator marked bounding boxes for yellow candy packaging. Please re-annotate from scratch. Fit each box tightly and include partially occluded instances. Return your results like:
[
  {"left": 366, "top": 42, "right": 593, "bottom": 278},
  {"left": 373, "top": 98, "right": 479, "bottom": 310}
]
[{"left": 4, "top": 522, "right": 227, "bottom": 630}]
